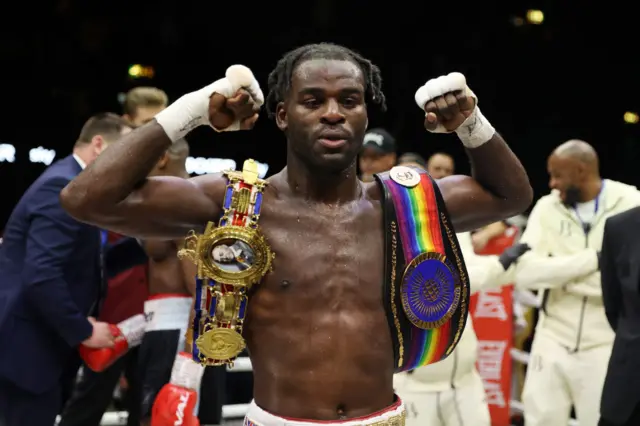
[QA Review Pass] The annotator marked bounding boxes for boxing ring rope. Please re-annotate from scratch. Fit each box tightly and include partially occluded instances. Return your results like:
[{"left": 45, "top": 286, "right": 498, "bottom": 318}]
[
  {"left": 80, "top": 351, "right": 582, "bottom": 426},
  {"left": 55, "top": 291, "right": 576, "bottom": 425},
  {"left": 55, "top": 357, "right": 254, "bottom": 426}
]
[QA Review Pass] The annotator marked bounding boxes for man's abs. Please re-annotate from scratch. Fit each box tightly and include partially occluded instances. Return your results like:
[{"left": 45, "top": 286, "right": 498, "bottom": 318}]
[{"left": 245, "top": 297, "right": 395, "bottom": 420}]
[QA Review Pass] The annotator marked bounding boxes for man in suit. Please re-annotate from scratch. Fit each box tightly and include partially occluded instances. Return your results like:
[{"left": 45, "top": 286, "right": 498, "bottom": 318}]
[
  {"left": 599, "top": 206, "right": 640, "bottom": 426},
  {"left": 0, "top": 112, "right": 134, "bottom": 426},
  {"left": 57, "top": 87, "right": 168, "bottom": 426}
]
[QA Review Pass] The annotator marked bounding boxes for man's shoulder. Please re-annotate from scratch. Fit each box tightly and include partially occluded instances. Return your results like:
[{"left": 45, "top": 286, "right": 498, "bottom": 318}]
[
  {"left": 364, "top": 180, "right": 382, "bottom": 201},
  {"left": 606, "top": 205, "right": 640, "bottom": 230},
  {"left": 528, "top": 192, "right": 557, "bottom": 218},
  {"left": 189, "top": 172, "right": 229, "bottom": 200}
]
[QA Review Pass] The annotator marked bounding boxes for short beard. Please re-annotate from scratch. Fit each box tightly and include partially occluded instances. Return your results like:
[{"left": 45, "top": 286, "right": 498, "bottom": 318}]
[{"left": 563, "top": 186, "right": 582, "bottom": 207}]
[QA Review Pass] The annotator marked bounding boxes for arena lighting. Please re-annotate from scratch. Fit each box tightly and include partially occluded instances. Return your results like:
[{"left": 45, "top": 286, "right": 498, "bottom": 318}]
[
  {"left": 526, "top": 9, "right": 544, "bottom": 24},
  {"left": 0, "top": 143, "right": 16, "bottom": 163},
  {"left": 127, "top": 64, "right": 155, "bottom": 79},
  {"left": 29, "top": 146, "right": 57, "bottom": 166},
  {"left": 185, "top": 157, "right": 270, "bottom": 178},
  {"left": 624, "top": 111, "right": 639, "bottom": 124}
]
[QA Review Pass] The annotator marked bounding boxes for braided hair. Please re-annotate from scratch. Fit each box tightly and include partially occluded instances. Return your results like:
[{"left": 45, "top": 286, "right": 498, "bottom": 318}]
[{"left": 265, "top": 43, "right": 387, "bottom": 119}]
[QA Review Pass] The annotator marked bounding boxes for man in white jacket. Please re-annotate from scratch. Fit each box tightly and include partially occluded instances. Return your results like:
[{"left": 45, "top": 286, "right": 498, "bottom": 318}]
[
  {"left": 515, "top": 140, "right": 640, "bottom": 426},
  {"left": 395, "top": 228, "right": 601, "bottom": 426},
  {"left": 394, "top": 150, "right": 601, "bottom": 426}
]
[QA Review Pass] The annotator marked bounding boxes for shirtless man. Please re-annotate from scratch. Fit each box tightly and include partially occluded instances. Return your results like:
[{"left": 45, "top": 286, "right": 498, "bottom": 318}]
[
  {"left": 60, "top": 43, "right": 532, "bottom": 425},
  {"left": 136, "top": 140, "right": 225, "bottom": 426}
]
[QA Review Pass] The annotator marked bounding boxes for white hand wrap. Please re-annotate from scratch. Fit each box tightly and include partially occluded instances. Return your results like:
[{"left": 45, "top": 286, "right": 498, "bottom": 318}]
[
  {"left": 414, "top": 72, "right": 495, "bottom": 149},
  {"left": 155, "top": 65, "right": 264, "bottom": 142},
  {"left": 170, "top": 352, "right": 205, "bottom": 391},
  {"left": 117, "top": 314, "right": 147, "bottom": 347}
]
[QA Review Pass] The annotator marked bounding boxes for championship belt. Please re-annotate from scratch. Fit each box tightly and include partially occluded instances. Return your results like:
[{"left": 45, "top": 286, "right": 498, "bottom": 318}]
[
  {"left": 374, "top": 166, "right": 470, "bottom": 373},
  {"left": 179, "top": 159, "right": 274, "bottom": 366}
]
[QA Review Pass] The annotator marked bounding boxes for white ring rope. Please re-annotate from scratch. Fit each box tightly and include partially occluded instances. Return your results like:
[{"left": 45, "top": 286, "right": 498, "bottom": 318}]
[{"left": 57, "top": 352, "right": 581, "bottom": 425}]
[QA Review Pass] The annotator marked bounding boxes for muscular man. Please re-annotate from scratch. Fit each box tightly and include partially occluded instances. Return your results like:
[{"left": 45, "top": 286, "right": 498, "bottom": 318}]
[
  {"left": 60, "top": 43, "right": 532, "bottom": 425},
  {"left": 138, "top": 140, "right": 225, "bottom": 426},
  {"left": 515, "top": 140, "right": 640, "bottom": 426}
]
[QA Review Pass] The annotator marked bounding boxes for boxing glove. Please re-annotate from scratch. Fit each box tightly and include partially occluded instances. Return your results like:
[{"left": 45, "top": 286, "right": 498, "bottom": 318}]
[
  {"left": 79, "top": 314, "right": 146, "bottom": 372},
  {"left": 151, "top": 385, "right": 200, "bottom": 426},
  {"left": 151, "top": 352, "right": 205, "bottom": 426}
]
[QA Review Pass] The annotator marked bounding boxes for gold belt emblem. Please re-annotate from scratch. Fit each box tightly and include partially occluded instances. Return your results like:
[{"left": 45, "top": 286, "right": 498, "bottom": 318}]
[{"left": 179, "top": 159, "right": 274, "bottom": 366}]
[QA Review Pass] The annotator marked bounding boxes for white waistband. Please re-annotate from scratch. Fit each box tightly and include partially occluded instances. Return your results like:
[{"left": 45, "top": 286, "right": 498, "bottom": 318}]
[
  {"left": 144, "top": 296, "right": 192, "bottom": 333},
  {"left": 244, "top": 399, "right": 406, "bottom": 426}
]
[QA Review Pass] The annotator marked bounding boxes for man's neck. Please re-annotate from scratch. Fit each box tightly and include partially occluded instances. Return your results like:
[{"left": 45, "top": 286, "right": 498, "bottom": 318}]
[
  {"left": 284, "top": 152, "right": 361, "bottom": 204},
  {"left": 72, "top": 147, "right": 93, "bottom": 168},
  {"left": 580, "top": 177, "right": 603, "bottom": 202}
]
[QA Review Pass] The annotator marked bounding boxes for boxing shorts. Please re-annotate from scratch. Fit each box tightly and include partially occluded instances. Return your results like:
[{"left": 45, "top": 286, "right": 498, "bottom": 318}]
[
  {"left": 244, "top": 396, "right": 406, "bottom": 426},
  {"left": 139, "top": 295, "right": 226, "bottom": 424}
]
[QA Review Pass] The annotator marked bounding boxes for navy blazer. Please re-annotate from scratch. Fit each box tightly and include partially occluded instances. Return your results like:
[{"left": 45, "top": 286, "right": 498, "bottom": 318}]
[{"left": 0, "top": 154, "right": 147, "bottom": 394}]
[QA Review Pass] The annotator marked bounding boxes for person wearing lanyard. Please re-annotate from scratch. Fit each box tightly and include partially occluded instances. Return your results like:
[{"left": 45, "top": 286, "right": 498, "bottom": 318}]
[
  {"left": 513, "top": 140, "right": 640, "bottom": 426},
  {"left": 572, "top": 182, "right": 604, "bottom": 235}
]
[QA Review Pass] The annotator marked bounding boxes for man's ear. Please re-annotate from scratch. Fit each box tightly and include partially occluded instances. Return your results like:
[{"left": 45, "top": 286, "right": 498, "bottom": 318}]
[
  {"left": 156, "top": 152, "right": 169, "bottom": 169},
  {"left": 275, "top": 102, "right": 287, "bottom": 131},
  {"left": 91, "top": 135, "right": 104, "bottom": 154}
]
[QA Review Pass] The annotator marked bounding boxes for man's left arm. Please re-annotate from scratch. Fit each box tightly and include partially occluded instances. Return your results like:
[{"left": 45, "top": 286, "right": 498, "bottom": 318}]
[{"left": 415, "top": 73, "right": 533, "bottom": 232}]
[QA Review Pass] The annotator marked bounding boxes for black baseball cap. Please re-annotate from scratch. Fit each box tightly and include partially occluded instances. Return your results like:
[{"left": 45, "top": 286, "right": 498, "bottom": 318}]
[{"left": 362, "top": 128, "right": 396, "bottom": 154}]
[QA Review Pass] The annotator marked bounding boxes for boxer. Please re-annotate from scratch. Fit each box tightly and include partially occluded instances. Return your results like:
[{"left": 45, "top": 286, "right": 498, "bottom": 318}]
[
  {"left": 61, "top": 43, "right": 533, "bottom": 425},
  {"left": 129, "top": 139, "right": 224, "bottom": 426}
]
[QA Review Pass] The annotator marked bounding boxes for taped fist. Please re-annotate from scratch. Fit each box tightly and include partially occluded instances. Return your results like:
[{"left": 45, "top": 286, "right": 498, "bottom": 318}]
[
  {"left": 414, "top": 72, "right": 476, "bottom": 133},
  {"left": 209, "top": 65, "right": 263, "bottom": 132}
]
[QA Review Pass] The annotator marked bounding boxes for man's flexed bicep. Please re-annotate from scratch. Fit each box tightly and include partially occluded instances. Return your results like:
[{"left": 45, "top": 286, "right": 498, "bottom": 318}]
[
  {"left": 61, "top": 66, "right": 261, "bottom": 240},
  {"left": 63, "top": 172, "right": 228, "bottom": 239}
]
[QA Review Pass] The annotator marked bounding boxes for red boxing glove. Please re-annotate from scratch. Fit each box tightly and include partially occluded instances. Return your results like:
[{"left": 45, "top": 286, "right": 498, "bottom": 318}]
[
  {"left": 79, "top": 314, "right": 146, "bottom": 372},
  {"left": 151, "top": 384, "right": 200, "bottom": 426}
]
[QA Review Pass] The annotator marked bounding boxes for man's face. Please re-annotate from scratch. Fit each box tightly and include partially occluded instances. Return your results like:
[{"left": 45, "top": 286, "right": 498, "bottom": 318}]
[
  {"left": 359, "top": 146, "right": 396, "bottom": 181},
  {"left": 276, "top": 59, "right": 368, "bottom": 173},
  {"left": 128, "top": 105, "right": 166, "bottom": 127},
  {"left": 547, "top": 154, "right": 584, "bottom": 204},
  {"left": 212, "top": 245, "right": 234, "bottom": 263},
  {"left": 427, "top": 154, "right": 454, "bottom": 179}
]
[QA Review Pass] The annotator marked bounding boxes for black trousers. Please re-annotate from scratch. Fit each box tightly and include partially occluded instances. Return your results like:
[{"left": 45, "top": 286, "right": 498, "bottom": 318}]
[
  {"left": 599, "top": 403, "right": 640, "bottom": 426},
  {"left": 58, "top": 348, "right": 140, "bottom": 426},
  {"left": 0, "top": 378, "right": 64, "bottom": 426},
  {"left": 0, "top": 354, "right": 79, "bottom": 426}
]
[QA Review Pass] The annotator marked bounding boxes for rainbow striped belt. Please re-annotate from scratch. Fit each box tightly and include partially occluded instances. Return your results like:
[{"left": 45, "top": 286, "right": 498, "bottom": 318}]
[{"left": 375, "top": 166, "right": 469, "bottom": 372}]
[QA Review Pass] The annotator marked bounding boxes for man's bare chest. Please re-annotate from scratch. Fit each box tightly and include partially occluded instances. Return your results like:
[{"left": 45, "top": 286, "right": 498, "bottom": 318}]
[{"left": 256, "top": 197, "right": 385, "bottom": 295}]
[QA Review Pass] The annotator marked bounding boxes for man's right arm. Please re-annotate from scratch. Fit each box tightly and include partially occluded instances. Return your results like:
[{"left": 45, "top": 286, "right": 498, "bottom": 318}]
[
  {"left": 508, "top": 199, "right": 599, "bottom": 290},
  {"left": 61, "top": 68, "right": 262, "bottom": 240},
  {"left": 61, "top": 123, "right": 226, "bottom": 239}
]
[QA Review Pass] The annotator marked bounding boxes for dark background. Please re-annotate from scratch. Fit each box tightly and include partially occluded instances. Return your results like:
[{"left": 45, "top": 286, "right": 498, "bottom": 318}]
[{"left": 1, "top": 0, "right": 638, "bottom": 225}]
